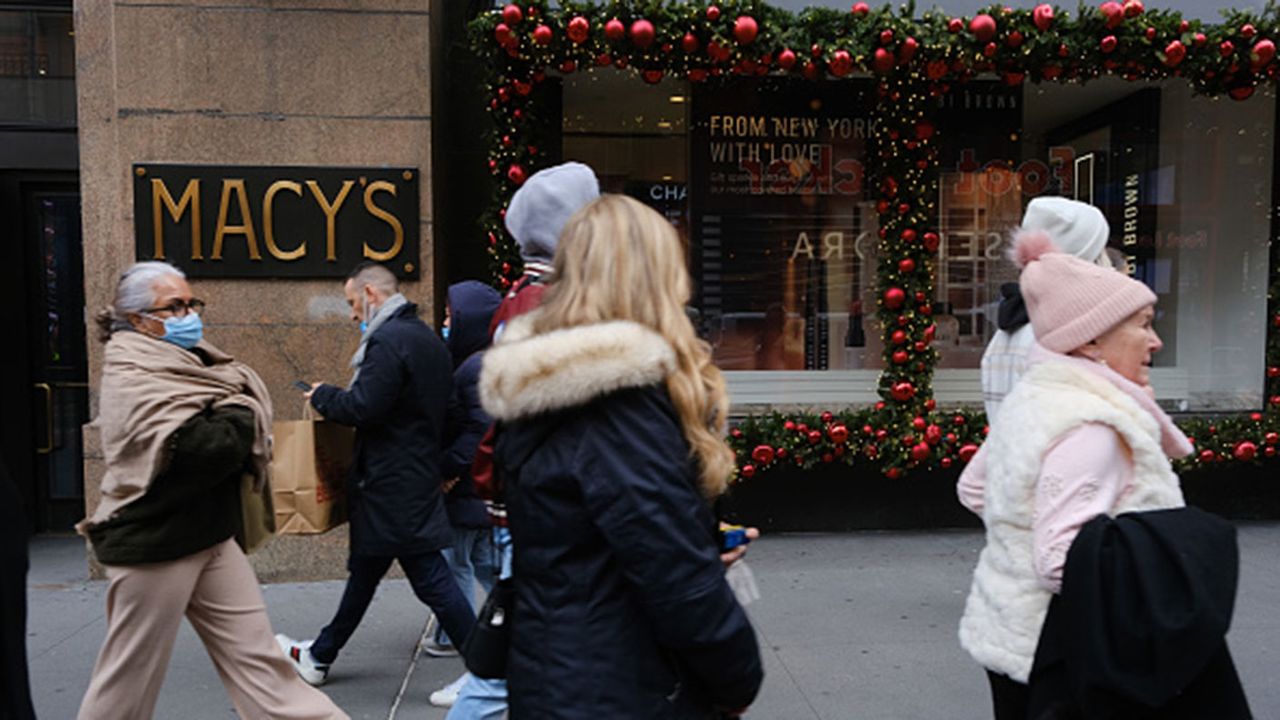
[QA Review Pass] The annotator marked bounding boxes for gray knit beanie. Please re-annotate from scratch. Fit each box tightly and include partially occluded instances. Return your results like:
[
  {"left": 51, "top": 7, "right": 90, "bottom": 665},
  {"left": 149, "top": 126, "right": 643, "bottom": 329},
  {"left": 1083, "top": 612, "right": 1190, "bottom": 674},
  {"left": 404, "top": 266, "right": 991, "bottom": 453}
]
[{"left": 504, "top": 162, "right": 600, "bottom": 263}]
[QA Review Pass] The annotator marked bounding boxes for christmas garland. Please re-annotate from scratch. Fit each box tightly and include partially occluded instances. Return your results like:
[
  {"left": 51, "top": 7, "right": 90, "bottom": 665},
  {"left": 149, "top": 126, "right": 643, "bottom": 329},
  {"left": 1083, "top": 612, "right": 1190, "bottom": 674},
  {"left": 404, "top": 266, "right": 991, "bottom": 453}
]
[{"left": 470, "top": 1, "right": 1280, "bottom": 479}]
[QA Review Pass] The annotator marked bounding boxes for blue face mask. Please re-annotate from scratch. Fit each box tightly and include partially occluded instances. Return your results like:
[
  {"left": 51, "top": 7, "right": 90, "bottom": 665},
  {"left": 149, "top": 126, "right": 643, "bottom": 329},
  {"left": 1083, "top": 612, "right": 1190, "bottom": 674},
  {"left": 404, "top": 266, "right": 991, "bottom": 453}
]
[
  {"left": 359, "top": 295, "right": 374, "bottom": 335},
  {"left": 156, "top": 312, "right": 203, "bottom": 349}
]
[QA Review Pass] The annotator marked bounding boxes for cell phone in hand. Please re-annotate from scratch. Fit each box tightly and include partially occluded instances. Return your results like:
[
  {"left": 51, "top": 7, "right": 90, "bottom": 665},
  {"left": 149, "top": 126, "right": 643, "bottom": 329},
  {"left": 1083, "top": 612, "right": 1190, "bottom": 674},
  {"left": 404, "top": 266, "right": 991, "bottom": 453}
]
[
  {"left": 719, "top": 524, "right": 750, "bottom": 553},
  {"left": 293, "top": 380, "right": 312, "bottom": 392}
]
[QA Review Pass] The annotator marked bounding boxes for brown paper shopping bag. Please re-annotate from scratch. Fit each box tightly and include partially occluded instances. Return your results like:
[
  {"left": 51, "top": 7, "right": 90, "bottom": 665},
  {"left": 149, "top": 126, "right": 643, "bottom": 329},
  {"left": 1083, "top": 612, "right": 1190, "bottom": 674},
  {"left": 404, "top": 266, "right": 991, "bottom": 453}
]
[{"left": 271, "top": 413, "right": 354, "bottom": 534}]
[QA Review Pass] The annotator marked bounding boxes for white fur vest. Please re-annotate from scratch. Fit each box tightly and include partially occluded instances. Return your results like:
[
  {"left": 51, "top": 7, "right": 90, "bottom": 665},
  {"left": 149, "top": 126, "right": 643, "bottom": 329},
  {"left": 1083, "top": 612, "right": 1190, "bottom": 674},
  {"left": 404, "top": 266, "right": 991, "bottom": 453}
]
[{"left": 958, "top": 360, "right": 1185, "bottom": 682}]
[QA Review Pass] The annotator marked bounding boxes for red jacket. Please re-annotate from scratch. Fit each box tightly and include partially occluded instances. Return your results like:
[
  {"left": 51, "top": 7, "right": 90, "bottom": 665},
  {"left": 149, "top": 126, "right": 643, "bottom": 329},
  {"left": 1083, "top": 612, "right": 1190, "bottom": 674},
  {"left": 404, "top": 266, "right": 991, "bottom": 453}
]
[{"left": 472, "top": 266, "right": 550, "bottom": 522}]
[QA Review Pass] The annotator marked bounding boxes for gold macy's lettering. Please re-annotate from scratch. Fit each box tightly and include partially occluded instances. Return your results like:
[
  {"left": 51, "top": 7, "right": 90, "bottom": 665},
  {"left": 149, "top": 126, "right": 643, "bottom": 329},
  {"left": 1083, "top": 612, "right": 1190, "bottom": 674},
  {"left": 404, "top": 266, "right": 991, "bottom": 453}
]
[{"left": 148, "top": 175, "right": 409, "bottom": 263}]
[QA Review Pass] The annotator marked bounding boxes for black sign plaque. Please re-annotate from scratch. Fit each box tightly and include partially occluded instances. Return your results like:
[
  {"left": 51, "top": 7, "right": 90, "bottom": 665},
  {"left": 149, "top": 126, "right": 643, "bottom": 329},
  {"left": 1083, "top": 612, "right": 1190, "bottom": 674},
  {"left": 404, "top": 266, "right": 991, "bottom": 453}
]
[{"left": 133, "top": 164, "right": 420, "bottom": 279}]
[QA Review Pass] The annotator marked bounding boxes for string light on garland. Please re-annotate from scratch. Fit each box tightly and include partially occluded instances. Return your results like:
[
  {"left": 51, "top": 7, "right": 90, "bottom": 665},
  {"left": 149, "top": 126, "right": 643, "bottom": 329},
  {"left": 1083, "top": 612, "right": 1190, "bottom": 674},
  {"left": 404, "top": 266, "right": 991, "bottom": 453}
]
[{"left": 470, "top": 1, "right": 1280, "bottom": 479}]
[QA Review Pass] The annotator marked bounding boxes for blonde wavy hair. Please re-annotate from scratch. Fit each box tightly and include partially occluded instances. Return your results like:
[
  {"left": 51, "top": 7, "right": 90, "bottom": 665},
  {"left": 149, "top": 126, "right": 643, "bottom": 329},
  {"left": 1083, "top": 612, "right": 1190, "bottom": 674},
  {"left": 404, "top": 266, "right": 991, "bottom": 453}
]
[{"left": 532, "top": 194, "right": 735, "bottom": 498}]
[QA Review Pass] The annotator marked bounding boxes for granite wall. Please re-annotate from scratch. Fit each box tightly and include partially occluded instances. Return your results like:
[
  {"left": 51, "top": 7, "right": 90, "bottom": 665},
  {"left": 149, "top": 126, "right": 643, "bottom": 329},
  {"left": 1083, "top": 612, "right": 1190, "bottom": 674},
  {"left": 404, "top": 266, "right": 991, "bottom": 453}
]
[{"left": 75, "top": 0, "right": 434, "bottom": 580}]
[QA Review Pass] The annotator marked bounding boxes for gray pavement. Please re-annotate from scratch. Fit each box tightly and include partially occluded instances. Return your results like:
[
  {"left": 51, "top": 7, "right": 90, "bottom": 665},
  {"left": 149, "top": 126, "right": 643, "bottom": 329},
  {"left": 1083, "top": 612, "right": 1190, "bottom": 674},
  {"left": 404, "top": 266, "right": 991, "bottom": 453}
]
[{"left": 26, "top": 525, "right": 1280, "bottom": 719}]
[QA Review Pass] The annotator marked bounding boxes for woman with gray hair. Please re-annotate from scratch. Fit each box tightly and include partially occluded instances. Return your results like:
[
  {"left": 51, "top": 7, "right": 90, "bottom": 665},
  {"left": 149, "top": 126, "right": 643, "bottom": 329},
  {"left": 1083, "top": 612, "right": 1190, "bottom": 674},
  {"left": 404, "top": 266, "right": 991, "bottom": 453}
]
[{"left": 77, "top": 262, "right": 345, "bottom": 719}]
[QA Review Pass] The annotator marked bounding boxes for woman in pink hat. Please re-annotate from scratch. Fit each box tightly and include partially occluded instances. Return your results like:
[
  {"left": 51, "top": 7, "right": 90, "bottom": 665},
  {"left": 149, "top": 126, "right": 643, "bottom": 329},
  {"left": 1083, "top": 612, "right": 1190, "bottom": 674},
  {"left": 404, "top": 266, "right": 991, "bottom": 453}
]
[{"left": 955, "top": 229, "right": 1195, "bottom": 717}]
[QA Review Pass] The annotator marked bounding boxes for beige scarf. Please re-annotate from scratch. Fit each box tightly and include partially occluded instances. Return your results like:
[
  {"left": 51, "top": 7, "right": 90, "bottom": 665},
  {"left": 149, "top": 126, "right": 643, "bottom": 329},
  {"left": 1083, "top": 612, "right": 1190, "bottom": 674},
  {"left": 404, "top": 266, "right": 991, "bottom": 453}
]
[{"left": 78, "top": 331, "right": 274, "bottom": 533}]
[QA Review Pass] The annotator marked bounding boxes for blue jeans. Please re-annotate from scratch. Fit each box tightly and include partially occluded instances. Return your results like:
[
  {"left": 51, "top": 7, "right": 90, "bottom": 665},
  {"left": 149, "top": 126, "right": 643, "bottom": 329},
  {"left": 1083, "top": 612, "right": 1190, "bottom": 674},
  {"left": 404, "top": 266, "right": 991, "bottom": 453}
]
[
  {"left": 436, "top": 527, "right": 498, "bottom": 645},
  {"left": 446, "top": 528, "right": 512, "bottom": 720},
  {"left": 310, "top": 551, "right": 475, "bottom": 665}
]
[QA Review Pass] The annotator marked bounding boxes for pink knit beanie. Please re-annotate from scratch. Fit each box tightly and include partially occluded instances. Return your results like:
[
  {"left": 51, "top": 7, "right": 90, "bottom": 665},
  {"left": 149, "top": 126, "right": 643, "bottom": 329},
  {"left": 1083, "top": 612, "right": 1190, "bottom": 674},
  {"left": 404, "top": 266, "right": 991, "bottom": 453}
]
[{"left": 1014, "top": 230, "right": 1157, "bottom": 353}]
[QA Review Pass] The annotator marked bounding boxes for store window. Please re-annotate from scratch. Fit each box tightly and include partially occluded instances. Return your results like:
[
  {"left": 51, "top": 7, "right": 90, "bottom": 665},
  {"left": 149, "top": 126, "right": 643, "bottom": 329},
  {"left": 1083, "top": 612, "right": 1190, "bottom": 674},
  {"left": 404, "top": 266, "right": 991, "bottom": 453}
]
[
  {"left": 560, "top": 72, "right": 1274, "bottom": 412},
  {"left": 939, "top": 78, "right": 1274, "bottom": 412},
  {"left": 0, "top": 8, "right": 76, "bottom": 127}
]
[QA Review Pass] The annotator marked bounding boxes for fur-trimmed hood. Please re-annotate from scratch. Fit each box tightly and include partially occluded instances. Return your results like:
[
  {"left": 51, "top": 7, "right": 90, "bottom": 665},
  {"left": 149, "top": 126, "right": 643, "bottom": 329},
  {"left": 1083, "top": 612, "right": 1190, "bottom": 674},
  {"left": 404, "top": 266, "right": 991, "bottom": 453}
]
[{"left": 479, "top": 316, "right": 676, "bottom": 422}]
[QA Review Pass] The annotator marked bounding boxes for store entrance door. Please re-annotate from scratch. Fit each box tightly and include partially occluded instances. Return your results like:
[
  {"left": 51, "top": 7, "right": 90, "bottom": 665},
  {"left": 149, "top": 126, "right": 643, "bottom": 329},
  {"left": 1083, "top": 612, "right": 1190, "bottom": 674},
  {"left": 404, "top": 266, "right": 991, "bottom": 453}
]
[{"left": 0, "top": 173, "right": 88, "bottom": 533}]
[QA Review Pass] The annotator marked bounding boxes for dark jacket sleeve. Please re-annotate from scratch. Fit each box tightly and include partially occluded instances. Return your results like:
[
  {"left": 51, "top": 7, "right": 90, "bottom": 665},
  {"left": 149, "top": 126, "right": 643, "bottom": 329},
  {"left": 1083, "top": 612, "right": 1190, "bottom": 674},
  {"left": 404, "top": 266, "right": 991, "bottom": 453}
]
[
  {"left": 311, "top": 336, "right": 403, "bottom": 428},
  {"left": 576, "top": 404, "right": 763, "bottom": 711},
  {"left": 162, "top": 405, "right": 256, "bottom": 492},
  {"left": 441, "top": 358, "right": 491, "bottom": 480}
]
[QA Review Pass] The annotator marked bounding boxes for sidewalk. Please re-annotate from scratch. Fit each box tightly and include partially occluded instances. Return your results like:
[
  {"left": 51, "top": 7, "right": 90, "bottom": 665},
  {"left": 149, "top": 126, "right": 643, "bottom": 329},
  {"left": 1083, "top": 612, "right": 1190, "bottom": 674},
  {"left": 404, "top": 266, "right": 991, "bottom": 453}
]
[{"left": 27, "top": 525, "right": 1280, "bottom": 719}]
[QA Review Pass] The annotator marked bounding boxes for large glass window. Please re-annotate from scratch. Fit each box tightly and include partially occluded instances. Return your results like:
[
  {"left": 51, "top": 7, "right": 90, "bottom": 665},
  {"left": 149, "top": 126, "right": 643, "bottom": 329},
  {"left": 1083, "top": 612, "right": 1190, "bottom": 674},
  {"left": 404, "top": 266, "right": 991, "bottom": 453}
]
[
  {"left": 559, "top": 71, "right": 1274, "bottom": 412},
  {"left": 0, "top": 9, "right": 76, "bottom": 128},
  {"left": 937, "top": 79, "right": 1274, "bottom": 411}
]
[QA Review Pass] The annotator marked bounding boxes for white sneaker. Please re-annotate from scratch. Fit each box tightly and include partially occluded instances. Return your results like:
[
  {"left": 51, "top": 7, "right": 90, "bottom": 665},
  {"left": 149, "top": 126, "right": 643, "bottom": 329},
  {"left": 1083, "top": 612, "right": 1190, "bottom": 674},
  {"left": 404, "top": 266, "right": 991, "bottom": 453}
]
[
  {"left": 429, "top": 672, "right": 470, "bottom": 708},
  {"left": 275, "top": 634, "right": 330, "bottom": 686}
]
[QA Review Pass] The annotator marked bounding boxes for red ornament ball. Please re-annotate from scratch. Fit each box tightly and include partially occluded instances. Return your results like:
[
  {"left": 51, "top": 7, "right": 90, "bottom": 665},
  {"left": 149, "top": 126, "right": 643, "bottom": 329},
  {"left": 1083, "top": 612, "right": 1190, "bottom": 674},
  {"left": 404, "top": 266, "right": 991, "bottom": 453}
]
[
  {"left": 958, "top": 444, "right": 980, "bottom": 463},
  {"left": 567, "top": 16, "right": 589, "bottom": 44},
  {"left": 1199, "top": 449, "right": 1217, "bottom": 463},
  {"left": 604, "top": 17, "right": 625, "bottom": 41},
  {"left": 821, "top": 411, "right": 834, "bottom": 424},
  {"left": 630, "top": 19, "right": 656, "bottom": 49},
  {"left": 911, "top": 442, "right": 931, "bottom": 462},
  {"left": 883, "top": 287, "right": 906, "bottom": 309},
  {"left": 751, "top": 445, "right": 776, "bottom": 465},
  {"left": 807, "top": 430, "right": 822, "bottom": 445},
  {"left": 778, "top": 47, "right": 797, "bottom": 70},
  {"left": 784, "top": 420, "right": 796, "bottom": 431},
  {"left": 706, "top": 5, "right": 722, "bottom": 21},
  {"left": 682, "top": 32, "right": 700, "bottom": 53},
  {"left": 948, "top": 18, "right": 964, "bottom": 33},
  {"left": 1124, "top": 0, "right": 1145, "bottom": 18},
  {"left": 941, "top": 457, "right": 953, "bottom": 469},
  {"left": 740, "top": 464, "right": 756, "bottom": 479},
  {"left": 533, "top": 24, "right": 553, "bottom": 45},
  {"left": 830, "top": 50, "right": 854, "bottom": 77},
  {"left": 1234, "top": 441, "right": 1258, "bottom": 461},
  {"left": 1230, "top": 84, "right": 1256, "bottom": 102},
  {"left": 506, "top": 164, "right": 527, "bottom": 185},
  {"left": 1164, "top": 40, "right": 1187, "bottom": 67},
  {"left": 890, "top": 382, "right": 916, "bottom": 402},
  {"left": 734, "top": 16, "right": 759, "bottom": 45},
  {"left": 891, "top": 330, "right": 907, "bottom": 345},
  {"left": 885, "top": 467, "right": 902, "bottom": 480},
  {"left": 501, "top": 4, "right": 523, "bottom": 25},
  {"left": 901, "top": 37, "right": 920, "bottom": 61},
  {"left": 1101, "top": 35, "right": 1118, "bottom": 53},
  {"left": 1033, "top": 4, "right": 1054, "bottom": 31},
  {"left": 1252, "top": 39, "right": 1276, "bottom": 66},
  {"left": 1265, "top": 432, "right": 1279, "bottom": 446},
  {"left": 1100, "top": 2, "right": 1124, "bottom": 29},
  {"left": 851, "top": 2, "right": 871, "bottom": 16},
  {"left": 969, "top": 14, "right": 997, "bottom": 43},
  {"left": 873, "top": 47, "right": 895, "bottom": 73},
  {"left": 923, "top": 232, "right": 940, "bottom": 252},
  {"left": 642, "top": 69, "right": 664, "bottom": 84},
  {"left": 829, "top": 424, "right": 850, "bottom": 444}
]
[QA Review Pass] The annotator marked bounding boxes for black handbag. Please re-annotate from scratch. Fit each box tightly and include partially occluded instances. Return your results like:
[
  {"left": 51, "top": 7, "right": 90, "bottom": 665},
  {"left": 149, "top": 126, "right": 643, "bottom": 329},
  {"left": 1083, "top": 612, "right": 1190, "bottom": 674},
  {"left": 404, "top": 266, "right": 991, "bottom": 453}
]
[{"left": 462, "top": 577, "right": 515, "bottom": 679}]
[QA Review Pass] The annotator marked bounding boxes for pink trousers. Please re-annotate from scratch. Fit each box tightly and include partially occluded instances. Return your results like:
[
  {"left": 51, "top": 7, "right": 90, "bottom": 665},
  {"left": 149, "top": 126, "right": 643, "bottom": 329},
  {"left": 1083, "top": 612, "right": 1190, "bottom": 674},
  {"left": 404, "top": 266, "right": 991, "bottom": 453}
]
[{"left": 77, "top": 538, "right": 347, "bottom": 720}]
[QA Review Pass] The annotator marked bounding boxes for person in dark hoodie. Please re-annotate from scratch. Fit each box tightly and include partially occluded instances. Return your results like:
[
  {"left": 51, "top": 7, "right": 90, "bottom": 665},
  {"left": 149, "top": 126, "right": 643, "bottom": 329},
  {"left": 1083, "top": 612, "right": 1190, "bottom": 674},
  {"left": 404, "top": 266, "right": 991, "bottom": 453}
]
[
  {"left": 981, "top": 197, "right": 1116, "bottom": 422},
  {"left": 426, "top": 280, "right": 503, "bottom": 706}
]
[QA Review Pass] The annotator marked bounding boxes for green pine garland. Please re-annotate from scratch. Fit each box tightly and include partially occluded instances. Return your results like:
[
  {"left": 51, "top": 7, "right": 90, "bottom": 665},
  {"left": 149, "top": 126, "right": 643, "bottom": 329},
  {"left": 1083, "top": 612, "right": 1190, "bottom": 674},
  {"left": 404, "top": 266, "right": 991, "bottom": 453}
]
[{"left": 470, "top": 0, "right": 1280, "bottom": 480}]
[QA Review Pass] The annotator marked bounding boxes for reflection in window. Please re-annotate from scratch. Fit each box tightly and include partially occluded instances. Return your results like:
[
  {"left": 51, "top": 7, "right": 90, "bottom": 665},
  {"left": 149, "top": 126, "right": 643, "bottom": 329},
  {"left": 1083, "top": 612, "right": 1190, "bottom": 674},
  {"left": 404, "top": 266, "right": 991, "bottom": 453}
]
[
  {"left": 559, "top": 71, "right": 1274, "bottom": 411},
  {"left": 935, "top": 78, "right": 1273, "bottom": 411},
  {"left": 0, "top": 9, "right": 76, "bottom": 127}
]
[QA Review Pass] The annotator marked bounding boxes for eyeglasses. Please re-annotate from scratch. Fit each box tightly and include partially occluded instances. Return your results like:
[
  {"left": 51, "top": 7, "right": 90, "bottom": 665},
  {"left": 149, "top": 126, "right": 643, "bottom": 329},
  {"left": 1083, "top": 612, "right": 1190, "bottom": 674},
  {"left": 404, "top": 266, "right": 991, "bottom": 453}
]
[{"left": 142, "top": 298, "right": 206, "bottom": 317}]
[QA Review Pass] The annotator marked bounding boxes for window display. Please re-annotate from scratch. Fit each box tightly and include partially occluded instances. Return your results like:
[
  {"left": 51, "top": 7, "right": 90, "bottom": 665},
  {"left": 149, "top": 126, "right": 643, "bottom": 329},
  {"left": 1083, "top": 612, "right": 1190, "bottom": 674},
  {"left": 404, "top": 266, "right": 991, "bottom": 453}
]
[{"left": 561, "top": 73, "right": 1274, "bottom": 412}]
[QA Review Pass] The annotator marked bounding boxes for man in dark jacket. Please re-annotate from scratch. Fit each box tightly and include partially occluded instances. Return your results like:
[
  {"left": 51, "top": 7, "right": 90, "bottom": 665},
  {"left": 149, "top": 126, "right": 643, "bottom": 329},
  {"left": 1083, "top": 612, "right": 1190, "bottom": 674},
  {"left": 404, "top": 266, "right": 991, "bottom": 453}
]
[{"left": 276, "top": 262, "right": 475, "bottom": 686}]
